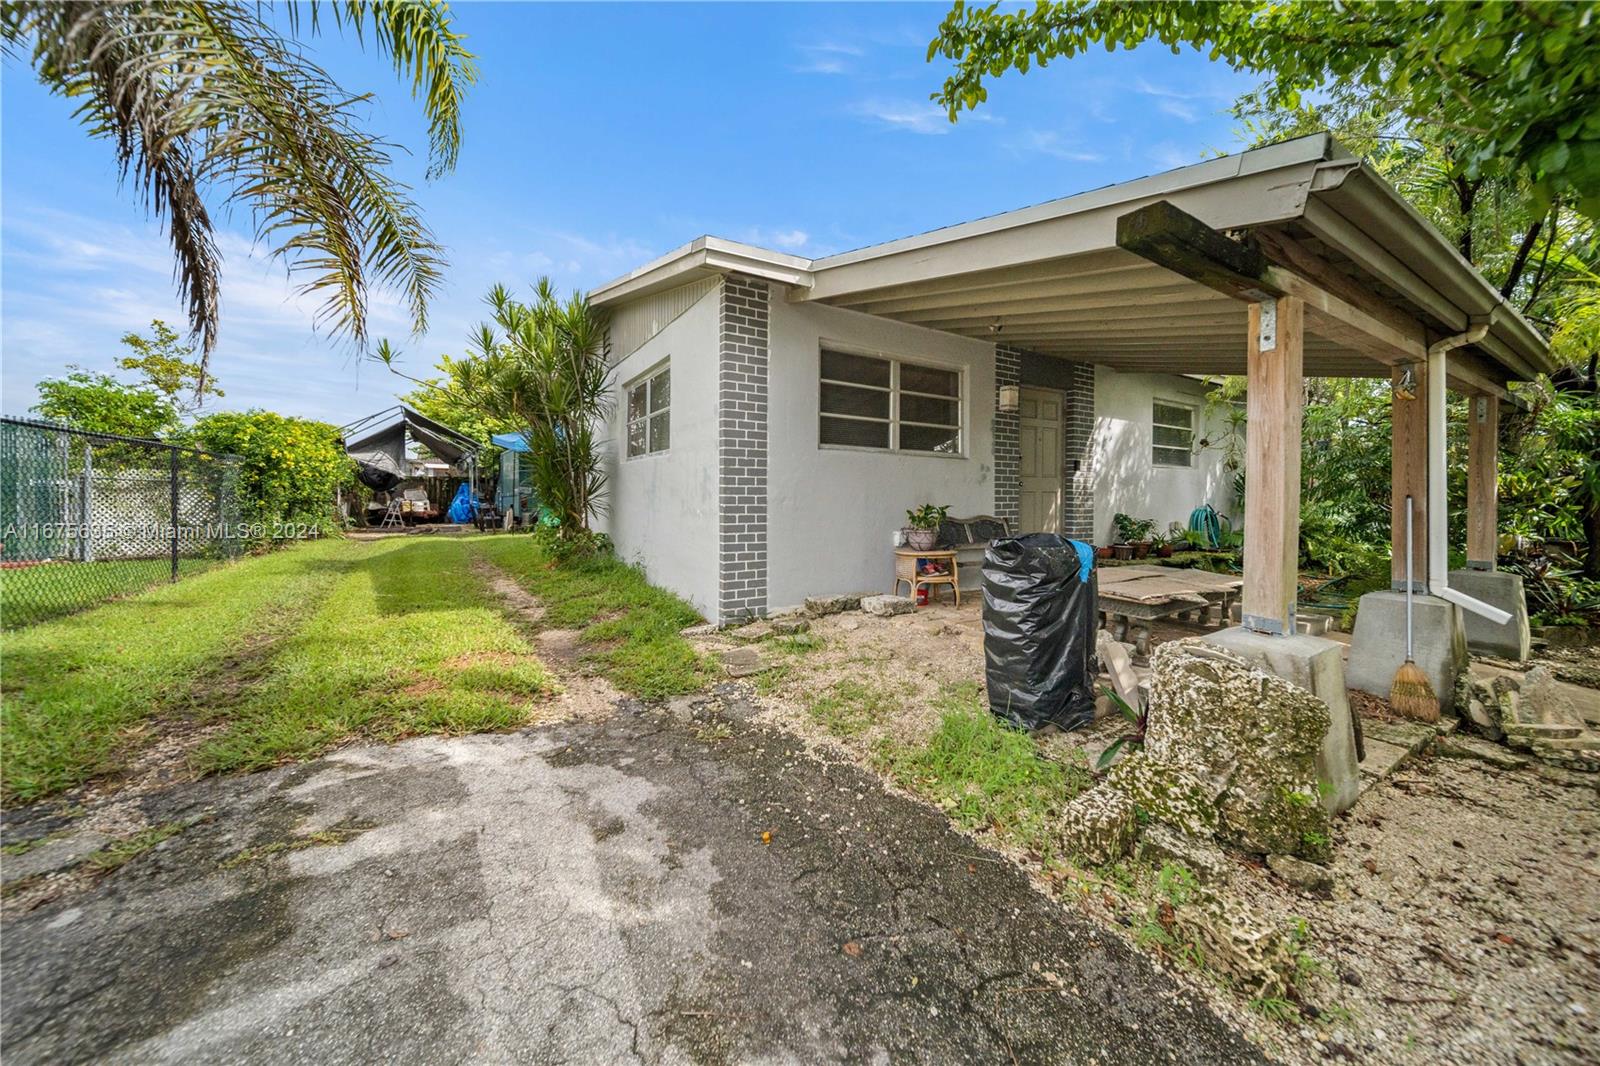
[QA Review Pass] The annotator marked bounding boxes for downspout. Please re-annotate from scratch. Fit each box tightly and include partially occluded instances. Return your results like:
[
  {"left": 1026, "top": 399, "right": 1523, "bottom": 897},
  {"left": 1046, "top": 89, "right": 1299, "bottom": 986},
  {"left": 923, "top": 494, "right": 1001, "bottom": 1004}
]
[{"left": 1426, "top": 322, "right": 1513, "bottom": 624}]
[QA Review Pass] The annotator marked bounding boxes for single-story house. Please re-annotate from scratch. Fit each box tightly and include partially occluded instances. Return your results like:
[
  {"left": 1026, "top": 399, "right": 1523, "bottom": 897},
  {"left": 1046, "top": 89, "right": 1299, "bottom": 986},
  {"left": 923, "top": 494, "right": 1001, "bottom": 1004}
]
[{"left": 588, "top": 133, "right": 1552, "bottom": 713}]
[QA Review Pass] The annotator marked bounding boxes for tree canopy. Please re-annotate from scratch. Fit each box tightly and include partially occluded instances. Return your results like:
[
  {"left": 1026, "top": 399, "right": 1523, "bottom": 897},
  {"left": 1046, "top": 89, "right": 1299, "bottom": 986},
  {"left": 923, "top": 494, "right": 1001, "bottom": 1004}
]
[
  {"left": 930, "top": 1, "right": 1600, "bottom": 218},
  {"left": 2, "top": 1, "right": 477, "bottom": 381}
]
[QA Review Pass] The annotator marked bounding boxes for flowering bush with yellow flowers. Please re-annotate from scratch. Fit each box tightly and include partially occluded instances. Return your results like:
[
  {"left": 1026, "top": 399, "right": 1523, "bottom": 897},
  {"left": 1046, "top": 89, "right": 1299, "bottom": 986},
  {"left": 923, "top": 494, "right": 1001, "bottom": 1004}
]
[{"left": 182, "top": 411, "right": 353, "bottom": 543}]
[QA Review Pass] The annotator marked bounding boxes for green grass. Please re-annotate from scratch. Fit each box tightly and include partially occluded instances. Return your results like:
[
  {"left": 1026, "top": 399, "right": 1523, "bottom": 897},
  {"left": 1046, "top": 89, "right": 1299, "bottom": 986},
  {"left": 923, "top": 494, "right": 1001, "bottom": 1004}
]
[
  {"left": 473, "top": 536, "right": 712, "bottom": 699},
  {"left": 194, "top": 537, "right": 554, "bottom": 773},
  {"left": 1, "top": 557, "right": 223, "bottom": 628},
  {"left": 807, "top": 679, "right": 898, "bottom": 738},
  {"left": 875, "top": 683, "right": 1091, "bottom": 857},
  {"left": 1, "top": 539, "right": 358, "bottom": 804}
]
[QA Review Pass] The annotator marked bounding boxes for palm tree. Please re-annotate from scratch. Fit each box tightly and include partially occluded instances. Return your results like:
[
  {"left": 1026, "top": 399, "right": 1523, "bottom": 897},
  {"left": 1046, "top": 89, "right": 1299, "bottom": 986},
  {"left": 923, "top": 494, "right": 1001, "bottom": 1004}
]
[{"left": 1, "top": 1, "right": 477, "bottom": 385}]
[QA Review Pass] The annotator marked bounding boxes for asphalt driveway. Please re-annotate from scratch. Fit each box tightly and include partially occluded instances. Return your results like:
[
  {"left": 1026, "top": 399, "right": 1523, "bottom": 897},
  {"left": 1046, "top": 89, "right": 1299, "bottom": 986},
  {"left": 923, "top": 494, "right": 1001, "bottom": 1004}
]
[{"left": 2, "top": 689, "right": 1264, "bottom": 1064}]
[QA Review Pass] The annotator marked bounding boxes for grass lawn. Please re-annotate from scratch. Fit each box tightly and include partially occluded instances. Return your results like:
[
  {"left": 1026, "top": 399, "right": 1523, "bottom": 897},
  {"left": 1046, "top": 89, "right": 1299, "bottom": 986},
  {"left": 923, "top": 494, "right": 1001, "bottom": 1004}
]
[
  {"left": 473, "top": 535, "right": 713, "bottom": 699},
  {"left": 1, "top": 557, "right": 224, "bottom": 628},
  {"left": 2, "top": 533, "right": 712, "bottom": 806}
]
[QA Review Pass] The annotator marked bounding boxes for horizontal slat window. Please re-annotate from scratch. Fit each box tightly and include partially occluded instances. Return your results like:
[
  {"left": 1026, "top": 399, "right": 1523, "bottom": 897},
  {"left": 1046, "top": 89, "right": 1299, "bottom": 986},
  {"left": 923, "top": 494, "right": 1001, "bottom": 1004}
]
[
  {"left": 819, "top": 348, "right": 962, "bottom": 454},
  {"left": 1152, "top": 400, "right": 1194, "bottom": 467}
]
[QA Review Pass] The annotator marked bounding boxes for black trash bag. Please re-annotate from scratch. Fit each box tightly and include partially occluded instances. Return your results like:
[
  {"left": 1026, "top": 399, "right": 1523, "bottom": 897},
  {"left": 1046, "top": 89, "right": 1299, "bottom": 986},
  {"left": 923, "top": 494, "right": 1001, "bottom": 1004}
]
[{"left": 981, "top": 533, "right": 1098, "bottom": 731}]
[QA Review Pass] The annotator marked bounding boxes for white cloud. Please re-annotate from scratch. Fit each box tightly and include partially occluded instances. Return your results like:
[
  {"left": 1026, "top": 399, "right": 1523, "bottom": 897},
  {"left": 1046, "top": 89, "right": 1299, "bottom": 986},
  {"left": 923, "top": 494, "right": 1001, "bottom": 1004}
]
[
  {"left": 1147, "top": 142, "right": 1197, "bottom": 170},
  {"left": 1015, "top": 130, "right": 1105, "bottom": 163},
  {"left": 1157, "top": 99, "right": 1198, "bottom": 123},
  {"left": 793, "top": 40, "right": 864, "bottom": 75},
  {"left": 850, "top": 99, "right": 956, "bottom": 135},
  {"left": 768, "top": 229, "right": 809, "bottom": 250}
]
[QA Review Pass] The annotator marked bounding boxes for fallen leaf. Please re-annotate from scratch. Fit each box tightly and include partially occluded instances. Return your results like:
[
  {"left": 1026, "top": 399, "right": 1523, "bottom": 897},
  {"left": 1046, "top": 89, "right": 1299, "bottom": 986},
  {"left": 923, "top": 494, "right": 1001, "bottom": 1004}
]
[
  {"left": 842, "top": 941, "right": 863, "bottom": 957},
  {"left": 761, "top": 831, "right": 772, "bottom": 845},
  {"left": 1495, "top": 933, "right": 1516, "bottom": 946},
  {"left": 967, "top": 863, "right": 977, "bottom": 875},
  {"left": 1362, "top": 859, "right": 1378, "bottom": 875}
]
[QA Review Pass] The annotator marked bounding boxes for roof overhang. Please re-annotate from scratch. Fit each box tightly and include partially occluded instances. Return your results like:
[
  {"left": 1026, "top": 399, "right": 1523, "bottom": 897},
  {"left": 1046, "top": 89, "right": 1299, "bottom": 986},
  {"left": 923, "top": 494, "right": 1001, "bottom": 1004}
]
[
  {"left": 588, "top": 134, "right": 1551, "bottom": 383},
  {"left": 590, "top": 236, "right": 810, "bottom": 307}
]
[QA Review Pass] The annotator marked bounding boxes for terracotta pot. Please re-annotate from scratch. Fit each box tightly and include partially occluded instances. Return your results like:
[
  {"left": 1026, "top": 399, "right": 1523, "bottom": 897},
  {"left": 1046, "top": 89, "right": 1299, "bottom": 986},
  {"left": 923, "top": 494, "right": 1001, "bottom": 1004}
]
[
  {"left": 1157, "top": 544, "right": 1174, "bottom": 558},
  {"left": 1095, "top": 545, "right": 1113, "bottom": 560},
  {"left": 1112, "top": 544, "right": 1134, "bottom": 560},
  {"left": 1133, "top": 541, "right": 1152, "bottom": 559},
  {"left": 905, "top": 528, "right": 939, "bottom": 551}
]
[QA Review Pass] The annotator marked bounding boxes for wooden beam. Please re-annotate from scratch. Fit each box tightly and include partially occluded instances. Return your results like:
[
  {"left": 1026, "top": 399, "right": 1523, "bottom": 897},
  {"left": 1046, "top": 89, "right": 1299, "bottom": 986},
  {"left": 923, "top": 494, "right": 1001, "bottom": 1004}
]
[
  {"left": 1391, "top": 362, "right": 1429, "bottom": 588},
  {"left": 1467, "top": 394, "right": 1500, "bottom": 568},
  {"left": 1241, "top": 296, "right": 1305, "bottom": 635},
  {"left": 1268, "top": 267, "right": 1425, "bottom": 366},
  {"left": 1116, "top": 201, "right": 1283, "bottom": 301}
]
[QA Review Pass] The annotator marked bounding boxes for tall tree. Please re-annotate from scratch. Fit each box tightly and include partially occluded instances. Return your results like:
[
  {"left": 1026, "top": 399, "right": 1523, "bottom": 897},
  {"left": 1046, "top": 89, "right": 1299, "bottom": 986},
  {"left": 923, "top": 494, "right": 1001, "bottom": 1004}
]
[
  {"left": 117, "top": 319, "right": 224, "bottom": 418},
  {"left": 1, "top": 1, "right": 477, "bottom": 383},
  {"left": 382, "top": 280, "right": 613, "bottom": 545},
  {"left": 929, "top": 1, "right": 1600, "bottom": 218},
  {"left": 32, "top": 369, "right": 179, "bottom": 439}
]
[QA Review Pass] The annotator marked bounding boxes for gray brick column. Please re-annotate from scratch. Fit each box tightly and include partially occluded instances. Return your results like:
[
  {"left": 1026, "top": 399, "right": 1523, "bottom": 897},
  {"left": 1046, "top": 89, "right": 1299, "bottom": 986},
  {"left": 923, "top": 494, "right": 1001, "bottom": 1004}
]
[
  {"left": 1063, "top": 361, "right": 1096, "bottom": 540},
  {"left": 718, "top": 276, "right": 769, "bottom": 622},
  {"left": 993, "top": 345, "right": 1022, "bottom": 530}
]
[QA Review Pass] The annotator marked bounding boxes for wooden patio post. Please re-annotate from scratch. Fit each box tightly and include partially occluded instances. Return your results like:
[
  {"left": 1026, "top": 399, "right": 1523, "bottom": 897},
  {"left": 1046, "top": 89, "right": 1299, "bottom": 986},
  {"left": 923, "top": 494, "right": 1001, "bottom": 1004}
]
[
  {"left": 1241, "top": 295, "right": 1305, "bottom": 635},
  {"left": 1466, "top": 393, "right": 1500, "bottom": 569},
  {"left": 1390, "top": 362, "right": 1428, "bottom": 590}
]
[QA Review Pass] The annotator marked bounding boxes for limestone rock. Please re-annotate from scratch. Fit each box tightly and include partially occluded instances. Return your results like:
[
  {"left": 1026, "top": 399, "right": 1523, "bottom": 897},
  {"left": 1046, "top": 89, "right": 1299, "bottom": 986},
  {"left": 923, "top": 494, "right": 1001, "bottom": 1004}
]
[
  {"left": 1058, "top": 788, "right": 1137, "bottom": 865},
  {"left": 1102, "top": 753, "right": 1218, "bottom": 839},
  {"left": 1136, "top": 824, "right": 1231, "bottom": 885},
  {"left": 729, "top": 622, "right": 775, "bottom": 643},
  {"left": 719, "top": 647, "right": 765, "bottom": 678},
  {"left": 860, "top": 595, "right": 915, "bottom": 618},
  {"left": 1266, "top": 854, "right": 1334, "bottom": 895},
  {"left": 1518, "top": 666, "right": 1588, "bottom": 729},
  {"left": 806, "top": 593, "right": 863, "bottom": 616},
  {"left": 1144, "top": 641, "right": 1332, "bottom": 859},
  {"left": 771, "top": 617, "right": 812, "bottom": 636},
  {"left": 679, "top": 623, "right": 721, "bottom": 639},
  {"left": 1172, "top": 893, "right": 1298, "bottom": 998}
]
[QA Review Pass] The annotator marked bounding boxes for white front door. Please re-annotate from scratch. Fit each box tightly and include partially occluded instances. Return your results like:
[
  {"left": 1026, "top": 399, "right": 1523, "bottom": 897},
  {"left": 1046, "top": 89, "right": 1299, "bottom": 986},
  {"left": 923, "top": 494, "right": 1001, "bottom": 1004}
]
[{"left": 1019, "top": 387, "right": 1063, "bottom": 534}]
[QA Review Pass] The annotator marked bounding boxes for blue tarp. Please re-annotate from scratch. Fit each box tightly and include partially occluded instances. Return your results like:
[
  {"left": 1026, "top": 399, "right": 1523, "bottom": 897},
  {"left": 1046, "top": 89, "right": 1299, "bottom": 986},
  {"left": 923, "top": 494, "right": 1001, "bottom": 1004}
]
[
  {"left": 491, "top": 431, "right": 531, "bottom": 453},
  {"left": 447, "top": 482, "right": 478, "bottom": 523}
]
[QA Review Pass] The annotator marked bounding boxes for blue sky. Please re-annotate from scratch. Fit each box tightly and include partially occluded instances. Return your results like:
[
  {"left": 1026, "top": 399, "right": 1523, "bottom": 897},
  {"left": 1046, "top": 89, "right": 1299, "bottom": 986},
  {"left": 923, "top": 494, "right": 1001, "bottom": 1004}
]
[{"left": 2, "top": 2, "right": 1259, "bottom": 426}]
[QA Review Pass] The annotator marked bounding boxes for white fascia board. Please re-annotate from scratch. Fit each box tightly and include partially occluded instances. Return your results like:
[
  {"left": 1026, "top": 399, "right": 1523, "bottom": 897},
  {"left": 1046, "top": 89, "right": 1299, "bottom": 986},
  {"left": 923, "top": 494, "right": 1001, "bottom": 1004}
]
[
  {"left": 1306, "top": 163, "right": 1553, "bottom": 378},
  {"left": 591, "top": 236, "right": 814, "bottom": 307}
]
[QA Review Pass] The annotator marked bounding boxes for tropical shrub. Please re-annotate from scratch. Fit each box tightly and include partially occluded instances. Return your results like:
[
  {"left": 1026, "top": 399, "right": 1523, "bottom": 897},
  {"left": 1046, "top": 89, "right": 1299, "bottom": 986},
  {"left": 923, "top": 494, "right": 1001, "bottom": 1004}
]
[{"left": 181, "top": 411, "right": 352, "bottom": 540}]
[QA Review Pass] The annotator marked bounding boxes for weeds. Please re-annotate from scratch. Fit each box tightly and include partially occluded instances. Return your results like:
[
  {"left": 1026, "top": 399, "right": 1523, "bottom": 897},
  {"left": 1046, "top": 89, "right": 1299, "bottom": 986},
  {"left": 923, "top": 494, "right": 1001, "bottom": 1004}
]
[
  {"left": 876, "top": 684, "right": 1090, "bottom": 857},
  {"left": 87, "top": 819, "right": 198, "bottom": 872},
  {"left": 807, "top": 679, "right": 898, "bottom": 738}
]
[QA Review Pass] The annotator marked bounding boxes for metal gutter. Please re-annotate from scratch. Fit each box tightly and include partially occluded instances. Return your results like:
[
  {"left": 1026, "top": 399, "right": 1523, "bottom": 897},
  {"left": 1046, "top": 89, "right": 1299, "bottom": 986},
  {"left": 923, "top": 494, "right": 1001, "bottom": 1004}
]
[{"left": 1305, "top": 162, "right": 1553, "bottom": 380}]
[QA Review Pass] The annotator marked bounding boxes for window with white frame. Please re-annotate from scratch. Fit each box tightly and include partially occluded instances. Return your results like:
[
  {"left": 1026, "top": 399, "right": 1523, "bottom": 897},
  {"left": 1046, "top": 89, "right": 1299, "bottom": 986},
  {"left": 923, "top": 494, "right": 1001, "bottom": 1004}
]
[
  {"left": 818, "top": 348, "right": 961, "bottom": 454},
  {"left": 1151, "top": 399, "right": 1195, "bottom": 467},
  {"left": 626, "top": 364, "right": 670, "bottom": 457}
]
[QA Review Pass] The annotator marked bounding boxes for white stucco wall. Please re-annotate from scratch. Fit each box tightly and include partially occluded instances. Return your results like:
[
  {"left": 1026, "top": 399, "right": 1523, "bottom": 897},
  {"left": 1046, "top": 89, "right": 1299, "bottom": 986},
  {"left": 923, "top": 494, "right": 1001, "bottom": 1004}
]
[
  {"left": 766, "top": 298, "right": 998, "bottom": 612},
  {"left": 1089, "top": 368, "right": 1236, "bottom": 544},
  {"left": 597, "top": 285, "right": 721, "bottom": 619}
]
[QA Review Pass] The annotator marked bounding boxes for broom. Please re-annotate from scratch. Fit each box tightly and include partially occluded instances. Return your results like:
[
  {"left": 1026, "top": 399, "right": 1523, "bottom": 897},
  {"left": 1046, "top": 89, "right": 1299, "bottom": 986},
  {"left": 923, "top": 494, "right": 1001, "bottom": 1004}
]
[{"left": 1390, "top": 494, "right": 1439, "bottom": 722}]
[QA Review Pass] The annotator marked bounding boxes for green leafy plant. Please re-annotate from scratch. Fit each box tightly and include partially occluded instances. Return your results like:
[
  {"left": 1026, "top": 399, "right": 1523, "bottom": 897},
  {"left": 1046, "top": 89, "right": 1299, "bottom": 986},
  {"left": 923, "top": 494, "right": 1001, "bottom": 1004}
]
[
  {"left": 180, "top": 410, "right": 352, "bottom": 539},
  {"left": 3, "top": 3, "right": 476, "bottom": 372},
  {"left": 385, "top": 279, "right": 613, "bottom": 543},
  {"left": 1111, "top": 513, "right": 1156, "bottom": 544},
  {"left": 905, "top": 503, "right": 951, "bottom": 530},
  {"left": 1095, "top": 686, "right": 1147, "bottom": 771}
]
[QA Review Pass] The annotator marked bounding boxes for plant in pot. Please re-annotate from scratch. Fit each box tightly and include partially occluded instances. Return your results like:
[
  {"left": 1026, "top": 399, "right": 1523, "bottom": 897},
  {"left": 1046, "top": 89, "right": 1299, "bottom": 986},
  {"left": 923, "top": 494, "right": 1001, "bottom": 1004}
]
[
  {"left": 903, "top": 503, "right": 950, "bottom": 551},
  {"left": 1112, "top": 513, "right": 1157, "bottom": 558},
  {"left": 1155, "top": 524, "right": 1180, "bottom": 558}
]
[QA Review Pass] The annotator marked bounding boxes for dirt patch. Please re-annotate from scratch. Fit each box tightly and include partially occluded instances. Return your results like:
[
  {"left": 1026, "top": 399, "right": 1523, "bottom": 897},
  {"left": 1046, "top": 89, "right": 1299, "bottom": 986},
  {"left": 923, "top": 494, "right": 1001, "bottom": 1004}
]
[
  {"left": 476, "top": 562, "right": 625, "bottom": 720},
  {"left": 740, "top": 598, "right": 1600, "bottom": 1065}
]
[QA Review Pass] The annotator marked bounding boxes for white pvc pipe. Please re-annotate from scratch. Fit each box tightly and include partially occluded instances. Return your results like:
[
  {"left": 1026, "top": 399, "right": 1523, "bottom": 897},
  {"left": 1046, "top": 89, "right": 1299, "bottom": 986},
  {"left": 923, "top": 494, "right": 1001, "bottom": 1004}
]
[{"left": 1425, "top": 324, "right": 1509, "bottom": 625}]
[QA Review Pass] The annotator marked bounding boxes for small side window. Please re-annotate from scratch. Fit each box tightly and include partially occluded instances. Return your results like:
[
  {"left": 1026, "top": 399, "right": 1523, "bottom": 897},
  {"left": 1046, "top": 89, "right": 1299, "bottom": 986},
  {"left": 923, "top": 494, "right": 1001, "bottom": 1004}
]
[
  {"left": 627, "top": 365, "right": 670, "bottom": 457},
  {"left": 1152, "top": 400, "right": 1194, "bottom": 467}
]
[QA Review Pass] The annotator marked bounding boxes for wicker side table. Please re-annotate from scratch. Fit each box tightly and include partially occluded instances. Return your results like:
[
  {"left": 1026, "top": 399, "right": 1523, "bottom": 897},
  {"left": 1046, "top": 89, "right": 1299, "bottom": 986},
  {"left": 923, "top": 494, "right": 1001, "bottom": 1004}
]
[{"left": 893, "top": 549, "right": 961, "bottom": 606}]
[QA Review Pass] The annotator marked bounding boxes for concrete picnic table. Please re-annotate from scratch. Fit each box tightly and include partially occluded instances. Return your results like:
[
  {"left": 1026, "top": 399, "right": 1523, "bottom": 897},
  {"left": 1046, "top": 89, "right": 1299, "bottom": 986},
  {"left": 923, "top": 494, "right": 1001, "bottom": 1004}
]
[{"left": 1095, "top": 564, "right": 1243, "bottom": 656}]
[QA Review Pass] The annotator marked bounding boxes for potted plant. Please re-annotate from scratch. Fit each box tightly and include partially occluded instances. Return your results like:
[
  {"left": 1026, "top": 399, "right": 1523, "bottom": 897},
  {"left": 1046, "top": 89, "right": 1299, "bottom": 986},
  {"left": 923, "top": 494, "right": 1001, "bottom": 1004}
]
[
  {"left": 903, "top": 503, "right": 949, "bottom": 551},
  {"left": 1112, "top": 513, "right": 1157, "bottom": 558}
]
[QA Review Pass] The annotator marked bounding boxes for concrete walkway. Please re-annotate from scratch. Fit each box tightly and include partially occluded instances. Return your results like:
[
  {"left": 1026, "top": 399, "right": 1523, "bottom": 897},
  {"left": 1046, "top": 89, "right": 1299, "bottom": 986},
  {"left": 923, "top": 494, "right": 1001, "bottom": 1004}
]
[{"left": 1, "top": 692, "right": 1263, "bottom": 1065}]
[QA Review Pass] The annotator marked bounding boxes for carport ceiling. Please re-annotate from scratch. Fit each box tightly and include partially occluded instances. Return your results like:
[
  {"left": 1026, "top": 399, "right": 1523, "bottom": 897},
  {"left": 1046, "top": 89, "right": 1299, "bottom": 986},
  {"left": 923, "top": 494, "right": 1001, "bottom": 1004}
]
[{"left": 812, "top": 247, "right": 1376, "bottom": 377}]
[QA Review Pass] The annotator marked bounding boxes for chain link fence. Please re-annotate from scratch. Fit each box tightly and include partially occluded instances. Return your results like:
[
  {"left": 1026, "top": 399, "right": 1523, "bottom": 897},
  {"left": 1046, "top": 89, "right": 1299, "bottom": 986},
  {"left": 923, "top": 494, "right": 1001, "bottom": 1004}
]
[{"left": 1, "top": 417, "right": 245, "bottom": 627}]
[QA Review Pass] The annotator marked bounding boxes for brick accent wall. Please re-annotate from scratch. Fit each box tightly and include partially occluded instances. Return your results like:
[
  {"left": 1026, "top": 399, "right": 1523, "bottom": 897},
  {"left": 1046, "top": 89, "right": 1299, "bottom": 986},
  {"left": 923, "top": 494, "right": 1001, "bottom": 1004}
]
[
  {"left": 1062, "top": 361, "right": 1096, "bottom": 540},
  {"left": 992, "top": 345, "right": 1023, "bottom": 531},
  {"left": 717, "top": 276, "right": 770, "bottom": 622}
]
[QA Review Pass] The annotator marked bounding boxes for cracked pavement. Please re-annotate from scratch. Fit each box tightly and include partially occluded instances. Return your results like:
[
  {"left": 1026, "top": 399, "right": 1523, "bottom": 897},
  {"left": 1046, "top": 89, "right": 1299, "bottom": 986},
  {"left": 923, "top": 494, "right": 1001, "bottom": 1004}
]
[{"left": 1, "top": 691, "right": 1265, "bottom": 1064}]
